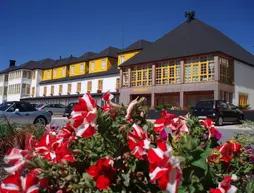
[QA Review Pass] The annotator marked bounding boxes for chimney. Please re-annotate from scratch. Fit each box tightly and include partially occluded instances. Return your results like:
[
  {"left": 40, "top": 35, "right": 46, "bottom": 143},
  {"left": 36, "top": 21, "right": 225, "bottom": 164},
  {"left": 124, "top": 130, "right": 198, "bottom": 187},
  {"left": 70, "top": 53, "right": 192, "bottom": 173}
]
[{"left": 9, "top": 60, "right": 16, "bottom": 67}]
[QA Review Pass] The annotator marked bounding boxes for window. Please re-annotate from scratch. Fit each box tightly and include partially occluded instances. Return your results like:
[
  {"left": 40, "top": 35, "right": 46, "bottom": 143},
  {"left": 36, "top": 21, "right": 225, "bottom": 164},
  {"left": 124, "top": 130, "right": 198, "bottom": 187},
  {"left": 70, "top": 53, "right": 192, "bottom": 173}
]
[
  {"left": 120, "top": 56, "right": 125, "bottom": 64},
  {"left": 0, "top": 87, "right": 2, "bottom": 95},
  {"left": 53, "top": 69, "right": 56, "bottom": 78},
  {"left": 220, "top": 57, "right": 233, "bottom": 84},
  {"left": 44, "top": 87, "right": 47, "bottom": 96},
  {"left": 77, "top": 82, "right": 81, "bottom": 93},
  {"left": 27, "top": 71, "right": 32, "bottom": 79},
  {"left": 32, "top": 87, "right": 35, "bottom": 96},
  {"left": 4, "top": 87, "right": 7, "bottom": 95},
  {"left": 184, "top": 55, "right": 214, "bottom": 83},
  {"left": 59, "top": 85, "right": 63, "bottom": 94},
  {"left": 239, "top": 93, "right": 248, "bottom": 106},
  {"left": 156, "top": 60, "right": 180, "bottom": 85},
  {"left": 98, "top": 80, "right": 103, "bottom": 90},
  {"left": 116, "top": 78, "right": 120, "bottom": 89},
  {"left": 71, "top": 66, "right": 74, "bottom": 74},
  {"left": 51, "top": 86, "right": 54, "bottom": 95},
  {"left": 91, "top": 62, "right": 95, "bottom": 71},
  {"left": 47, "top": 71, "right": 50, "bottom": 79},
  {"left": 87, "top": 81, "right": 92, "bottom": 92},
  {"left": 80, "top": 64, "right": 84, "bottom": 72},
  {"left": 26, "top": 85, "right": 30, "bottom": 95},
  {"left": 68, "top": 84, "right": 72, "bottom": 94},
  {"left": 131, "top": 65, "right": 152, "bottom": 87},
  {"left": 62, "top": 68, "right": 66, "bottom": 77},
  {"left": 101, "top": 60, "right": 106, "bottom": 69},
  {"left": 33, "top": 71, "right": 36, "bottom": 79},
  {"left": 122, "top": 68, "right": 129, "bottom": 87}
]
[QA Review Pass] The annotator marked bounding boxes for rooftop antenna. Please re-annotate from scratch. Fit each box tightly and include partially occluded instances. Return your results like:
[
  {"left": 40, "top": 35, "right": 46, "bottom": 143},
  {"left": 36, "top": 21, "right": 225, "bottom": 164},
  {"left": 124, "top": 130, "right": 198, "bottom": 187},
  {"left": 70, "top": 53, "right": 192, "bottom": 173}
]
[
  {"left": 121, "top": 11, "right": 125, "bottom": 49},
  {"left": 185, "top": 10, "right": 195, "bottom": 23}
]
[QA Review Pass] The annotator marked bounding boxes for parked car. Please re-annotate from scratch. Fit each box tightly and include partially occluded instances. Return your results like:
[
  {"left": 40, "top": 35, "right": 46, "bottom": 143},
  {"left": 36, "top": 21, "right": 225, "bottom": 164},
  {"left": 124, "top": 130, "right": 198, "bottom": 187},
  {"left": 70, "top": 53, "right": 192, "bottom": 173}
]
[
  {"left": 37, "top": 104, "right": 66, "bottom": 116},
  {"left": 63, "top": 102, "right": 78, "bottom": 118},
  {"left": 192, "top": 100, "right": 244, "bottom": 126},
  {"left": 63, "top": 102, "right": 103, "bottom": 118},
  {"left": 0, "top": 101, "right": 52, "bottom": 126}
]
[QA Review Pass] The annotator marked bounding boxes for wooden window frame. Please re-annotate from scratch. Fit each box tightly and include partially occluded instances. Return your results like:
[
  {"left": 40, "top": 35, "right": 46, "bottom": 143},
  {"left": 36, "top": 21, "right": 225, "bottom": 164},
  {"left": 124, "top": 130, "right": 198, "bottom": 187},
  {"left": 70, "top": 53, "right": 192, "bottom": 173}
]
[
  {"left": 80, "top": 64, "right": 84, "bottom": 72},
  {"left": 98, "top": 80, "right": 103, "bottom": 91},
  {"left": 44, "top": 87, "right": 47, "bottom": 96},
  {"left": 131, "top": 65, "right": 152, "bottom": 87},
  {"left": 101, "top": 60, "right": 106, "bottom": 69},
  {"left": 122, "top": 68, "right": 129, "bottom": 87},
  {"left": 184, "top": 55, "right": 214, "bottom": 83},
  {"left": 59, "top": 85, "right": 63, "bottom": 95},
  {"left": 67, "top": 84, "right": 72, "bottom": 94},
  {"left": 77, "top": 82, "right": 81, "bottom": 93},
  {"left": 87, "top": 81, "right": 92, "bottom": 92},
  {"left": 51, "top": 86, "right": 54, "bottom": 95},
  {"left": 116, "top": 78, "right": 120, "bottom": 89},
  {"left": 239, "top": 93, "right": 248, "bottom": 106},
  {"left": 91, "top": 62, "right": 95, "bottom": 71}
]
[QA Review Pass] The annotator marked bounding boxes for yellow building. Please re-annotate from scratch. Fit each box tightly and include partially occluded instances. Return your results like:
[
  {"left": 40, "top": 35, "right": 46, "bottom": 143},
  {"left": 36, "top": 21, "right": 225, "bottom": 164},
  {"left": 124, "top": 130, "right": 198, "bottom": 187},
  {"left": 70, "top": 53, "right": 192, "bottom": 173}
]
[
  {"left": 89, "top": 47, "right": 119, "bottom": 73},
  {"left": 118, "top": 40, "right": 152, "bottom": 66}
]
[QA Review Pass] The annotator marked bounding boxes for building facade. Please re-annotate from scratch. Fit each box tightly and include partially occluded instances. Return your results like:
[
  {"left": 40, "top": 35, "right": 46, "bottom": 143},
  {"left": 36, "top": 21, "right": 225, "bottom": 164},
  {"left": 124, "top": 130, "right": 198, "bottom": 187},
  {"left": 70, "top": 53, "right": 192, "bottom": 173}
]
[
  {"left": 119, "top": 18, "right": 254, "bottom": 109},
  {"left": 0, "top": 40, "right": 151, "bottom": 106}
]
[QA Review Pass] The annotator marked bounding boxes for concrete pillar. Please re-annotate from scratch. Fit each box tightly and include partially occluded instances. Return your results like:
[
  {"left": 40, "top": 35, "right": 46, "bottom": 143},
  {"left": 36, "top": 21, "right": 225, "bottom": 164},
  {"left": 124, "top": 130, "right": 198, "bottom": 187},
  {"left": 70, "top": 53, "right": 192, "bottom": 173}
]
[
  {"left": 214, "top": 90, "right": 219, "bottom": 100},
  {"left": 152, "top": 64, "right": 156, "bottom": 86},
  {"left": 151, "top": 92, "right": 155, "bottom": 109},
  {"left": 119, "top": 69, "right": 123, "bottom": 88},
  {"left": 128, "top": 68, "right": 131, "bottom": 87},
  {"left": 180, "top": 60, "right": 184, "bottom": 84},
  {"left": 180, "top": 91, "right": 184, "bottom": 109},
  {"left": 214, "top": 56, "right": 220, "bottom": 81}
]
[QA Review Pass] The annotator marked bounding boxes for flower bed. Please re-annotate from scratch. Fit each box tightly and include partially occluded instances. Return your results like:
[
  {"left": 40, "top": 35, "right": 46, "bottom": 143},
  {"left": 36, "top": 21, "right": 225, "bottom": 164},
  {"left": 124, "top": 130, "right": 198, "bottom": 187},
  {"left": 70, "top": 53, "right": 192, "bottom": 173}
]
[{"left": 0, "top": 92, "right": 253, "bottom": 193}]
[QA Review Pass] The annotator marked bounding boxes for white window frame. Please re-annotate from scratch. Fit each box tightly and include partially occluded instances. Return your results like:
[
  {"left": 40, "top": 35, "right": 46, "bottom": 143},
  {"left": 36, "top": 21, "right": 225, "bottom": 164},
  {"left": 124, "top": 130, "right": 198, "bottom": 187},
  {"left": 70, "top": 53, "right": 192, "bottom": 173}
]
[
  {"left": 91, "top": 62, "right": 95, "bottom": 71},
  {"left": 71, "top": 66, "right": 74, "bottom": 74},
  {"left": 62, "top": 68, "right": 65, "bottom": 76},
  {"left": 80, "top": 64, "right": 84, "bottom": 72},
  {"left": 47, "top": 71, "right": 50, "bottom": 79},
  {"left": 101, "top": 60, "right": 106, "bottom": 69},
  {"left": 120, "top": 56, "right": 125, "bottom": 64}
]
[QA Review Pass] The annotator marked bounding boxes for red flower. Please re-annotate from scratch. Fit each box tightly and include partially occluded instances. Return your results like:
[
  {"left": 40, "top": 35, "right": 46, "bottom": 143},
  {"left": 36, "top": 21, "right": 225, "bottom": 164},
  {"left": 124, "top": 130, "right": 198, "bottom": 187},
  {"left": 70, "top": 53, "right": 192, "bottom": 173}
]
[
  {"left": 210, "top": 175, "right": 238, "bottom": 193},
  {"left": 71, "top": 94, "right": 98, "bottom": 138},
  {"left": 217, "top": 141, "right": 241, "bottom": 163},
  {"left": 102, "top": 91, "right": 114, "bottom": 103},
  {"left": 87, "top": 157, "right": 115, "bottom": 190},
  {"left": 4, "top": 148, "right": 26, "bottom": 174},
  {"left": 0, "top": 172, "right": 39, "bottom": 193},
  {"left": 148, "top": 140, "right": 182, "bottom": 193},
  {"left": 96, "top": 175, "right": 110, "bottom": 190},
  {"left": 154, "top": 110, "right": 188, "bottom": 136},
  {"left": 200, "top": 118, "right": 222, "bottom": 140},
  {"left": 128, "top": 124, "right": 150, "bottom": 159}
]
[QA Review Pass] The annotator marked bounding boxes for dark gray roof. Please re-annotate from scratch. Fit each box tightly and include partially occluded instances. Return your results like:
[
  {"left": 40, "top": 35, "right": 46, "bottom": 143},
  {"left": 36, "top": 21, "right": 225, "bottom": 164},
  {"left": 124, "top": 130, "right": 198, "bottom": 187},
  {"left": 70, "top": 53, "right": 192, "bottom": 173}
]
[
  {"left": 39, "top": 64, "right": 119, "bottom": 85},
  {"left": 91, "top": 47, "right": 120, "bottom": 60},
  {"left": 77, "top": 52, "right": 97, "bottom": 62},
  {"left": 0, "top": 58, "right": 56, "bottom": 74},
  {"left": 118, "top": 40, "right": 152, "bottom": 54},
  {"left": 121, "top": 19, "right": 254, "bottom": 67},
  {"left": 54, "top": 56, "right": 78, "bottom": 68}
]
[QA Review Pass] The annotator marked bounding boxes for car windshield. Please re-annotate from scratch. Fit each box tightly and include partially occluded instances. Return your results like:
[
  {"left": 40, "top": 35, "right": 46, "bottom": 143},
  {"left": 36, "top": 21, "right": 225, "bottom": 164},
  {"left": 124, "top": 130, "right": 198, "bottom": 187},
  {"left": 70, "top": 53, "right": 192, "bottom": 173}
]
[
  {"left": 0, "top": 102, "right": 14, "bottom": 111},
  {"left": 195, "top": 101, "right": 214, "bottom": 109}
]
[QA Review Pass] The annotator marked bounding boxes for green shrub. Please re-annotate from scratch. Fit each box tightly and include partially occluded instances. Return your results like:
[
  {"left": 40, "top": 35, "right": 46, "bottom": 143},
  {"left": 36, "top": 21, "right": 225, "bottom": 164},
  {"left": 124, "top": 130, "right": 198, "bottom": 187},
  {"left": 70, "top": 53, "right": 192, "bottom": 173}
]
[{"left": 238, "top": 104, "right": 250, "bottom": 110}]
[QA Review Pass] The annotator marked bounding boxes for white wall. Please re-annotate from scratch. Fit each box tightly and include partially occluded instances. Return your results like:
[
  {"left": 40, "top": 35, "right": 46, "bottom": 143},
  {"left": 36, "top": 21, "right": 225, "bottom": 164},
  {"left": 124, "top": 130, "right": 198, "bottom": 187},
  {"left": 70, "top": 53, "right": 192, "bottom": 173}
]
[
  {"left": 39, "top": 74, "right": 119, "bottom": 97},
  {"left": 233, "top": 60, "right": 254, "bottom": 109}
]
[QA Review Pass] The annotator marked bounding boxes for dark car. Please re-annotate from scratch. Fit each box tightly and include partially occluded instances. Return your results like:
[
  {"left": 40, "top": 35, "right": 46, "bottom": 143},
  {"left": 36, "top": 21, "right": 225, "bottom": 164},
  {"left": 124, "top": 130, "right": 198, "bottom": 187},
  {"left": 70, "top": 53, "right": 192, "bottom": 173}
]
[
  {"left": 63, "top": 102, "right": 78, "bottom": 118},
  {"left": 192, "top": 100, "right": 244, "bottom": 126}
]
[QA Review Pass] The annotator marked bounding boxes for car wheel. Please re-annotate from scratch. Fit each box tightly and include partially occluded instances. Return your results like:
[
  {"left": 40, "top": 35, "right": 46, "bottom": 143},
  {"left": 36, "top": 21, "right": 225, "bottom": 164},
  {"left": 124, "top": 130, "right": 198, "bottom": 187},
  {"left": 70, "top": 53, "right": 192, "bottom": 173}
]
[
  {"left": 34, "top": 116, "right": 47, "bottom": 126},
  {"left": 49, "top": 111, "right": 53, "bottom": 116},
  {"left": 238, "top": 114, "right": 244, "bottom": 124},
  {"left": 216, "top": 116, "right": 223, "bottom": 126}
]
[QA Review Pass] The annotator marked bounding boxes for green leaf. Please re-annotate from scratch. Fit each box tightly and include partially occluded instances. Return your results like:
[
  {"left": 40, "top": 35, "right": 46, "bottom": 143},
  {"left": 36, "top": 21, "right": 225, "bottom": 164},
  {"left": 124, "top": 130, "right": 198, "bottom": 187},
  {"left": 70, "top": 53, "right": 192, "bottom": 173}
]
[
  {"left": 245, "top": 180, "right": 254, "bottom": 193},
  {"left": 191, "top": 158, "right": 208, "bottom": 172},
  {"left": 121, "top": 173, "right": 130, "bottom": 187}
]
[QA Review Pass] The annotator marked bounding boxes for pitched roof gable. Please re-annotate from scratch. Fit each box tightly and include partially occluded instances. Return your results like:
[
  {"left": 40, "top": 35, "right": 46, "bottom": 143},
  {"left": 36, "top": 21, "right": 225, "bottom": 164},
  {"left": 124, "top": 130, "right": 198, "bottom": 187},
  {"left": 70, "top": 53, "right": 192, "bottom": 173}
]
[
  {"left": 119, "top": 40, "right": 152, "bottom": 54},
  {"left": 121, "top": 19, "right": 254, "bottom": 67},
  {"left": 91, "top": 47, "right": 120, "bottom": 60},
  {"left": 77, "top": 52, "right": 97, "bottom": 62}
]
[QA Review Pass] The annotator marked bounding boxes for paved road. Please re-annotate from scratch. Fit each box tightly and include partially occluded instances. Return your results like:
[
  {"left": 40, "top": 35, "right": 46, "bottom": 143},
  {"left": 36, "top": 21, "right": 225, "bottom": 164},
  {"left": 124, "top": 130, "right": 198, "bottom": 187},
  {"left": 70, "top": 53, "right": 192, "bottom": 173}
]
[{"left": 51, "top": 117, "right": 253, "bottom": 143}]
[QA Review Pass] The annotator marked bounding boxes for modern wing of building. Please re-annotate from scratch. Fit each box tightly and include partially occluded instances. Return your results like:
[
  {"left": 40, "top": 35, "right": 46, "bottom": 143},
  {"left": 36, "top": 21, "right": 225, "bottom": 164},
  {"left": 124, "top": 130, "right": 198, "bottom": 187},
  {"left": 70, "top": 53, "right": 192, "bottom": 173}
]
[{"left": 0, "top": 16, "right": 254, "bottom": 109}]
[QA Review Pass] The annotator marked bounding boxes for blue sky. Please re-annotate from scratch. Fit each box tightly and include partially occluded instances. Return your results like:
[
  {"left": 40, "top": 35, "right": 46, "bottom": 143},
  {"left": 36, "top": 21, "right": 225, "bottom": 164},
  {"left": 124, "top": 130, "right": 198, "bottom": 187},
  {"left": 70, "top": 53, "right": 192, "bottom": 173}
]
[{"left": 0, "top": 0, "right": 253, "bottom": 69}]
